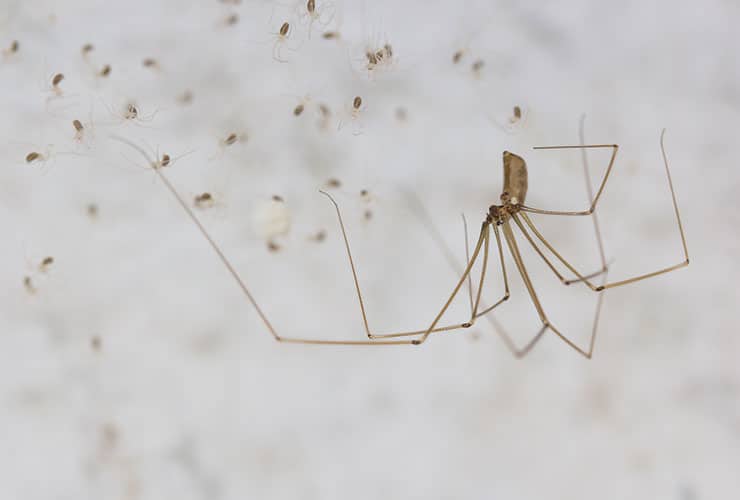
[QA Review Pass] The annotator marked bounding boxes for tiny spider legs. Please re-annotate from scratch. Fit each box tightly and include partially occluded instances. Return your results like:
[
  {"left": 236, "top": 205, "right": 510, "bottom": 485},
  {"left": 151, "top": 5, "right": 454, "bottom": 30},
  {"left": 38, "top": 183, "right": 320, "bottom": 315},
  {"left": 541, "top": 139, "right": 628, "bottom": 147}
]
[
  {"left": 112, "top": 126, "right": 688, "bottom": 353},
  {"left": 110, "top": 135, "right": 192, "bottom": 179},
  {"left": 247, "top": 20, "right": 305, "bottom": 63},
  {"left": 337, "top": 95, "right": 366, "bottom": 135},
  {"left": 40, "top": 71, "right": 80, "bottom": 115},
  {"left": 490, "top": 105, "right": 529, "bottom": 135},
  {"left": 298, "top": 0, "right": 336, "bottom": 39}
]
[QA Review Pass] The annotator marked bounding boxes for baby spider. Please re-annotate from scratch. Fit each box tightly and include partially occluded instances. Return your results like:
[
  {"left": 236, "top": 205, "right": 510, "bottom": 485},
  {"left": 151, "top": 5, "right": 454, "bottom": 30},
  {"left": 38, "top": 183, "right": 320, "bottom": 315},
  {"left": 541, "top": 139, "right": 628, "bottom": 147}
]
[
  {"left": 209, "top": 130, "right": 248, "bottom": 161},
  {"left": 103, "top": 99, "right": 160, "bottom": 127},
  {"left": 86, "top": 202, "right": 99, "bottom": 219},
  {"left": 193, "top": 192, "right": 215, "bottom": 209},
  {"left": 395, "top": 106, "right": 408, "bottom": 122},
  {"left": 308, "top": 229, "right": 327, "bottom": 242},
  {"left": 223, "top": 132, "right": 240, "bottom": 146},
  {"left": 23, "top": 276, "right": 36, "bottom": 294},
  {"left": 471, "top": 59, "right": 484, "bottom": 78},
  {"left": 142, "top": 58, "right": 160, "bottom": 71},
  {"left": 38, "top": 256, "right": 54, "bottom": 273},
  {"left": 337, "top": 96, "right": 365, "bottom": 135},
  {"left": 452, "top": 48, "right": 466, "bottom": 64},
  {"left": 125, "top": 121, "right": 688, "bottom": 350},
  {"left": 490, "top": 105, "right": 529, "bottom": 135},
  {"left": 22, "top": 145, "right": 79, "bottom": 172},
  {"left": 2, "top": 39, "right": 19, "bottom": 59},
  {"left": 287, "top": 90, "right": 324, "bottom": 118},
  {"left": 223, "top": 12, "right": 239, "bottom": 26},
  {"left": 351, "top": 95, "right": 363, "bottom": 116},
  {"left": 269, "top": 21, "right": 302, "bottom": 63},
  {"left": 48, "top": 73, "right": 64, "bottom": 96},
  {"left": 40, "top": 72, "right": 77, "bottom": 114},
  {"left": 299, "top": 0, "right": 336, "bottom": 39},
  {"left": 73, "top": 119, "right": 86, "bottom": 141},
  {"left": 25, "top": 151, "right": 46, "bottom": 164},
  {"left": 316, "top": 102, "right": 332, "bottom": 130},
  {"left": 219, "top": 131, "right": 247, "bottom": 150},
  {"left": 322, "top": 30, "right": 340, "bottom": 40},
  {"left": 112, "top": 137, "right": 190, "bottom": 175},
  {"left": 176, "top": 90, "right": 194, "bottom": 105},
  {"left": 81, "top": 43, "right": 94, "bottom": 59}
]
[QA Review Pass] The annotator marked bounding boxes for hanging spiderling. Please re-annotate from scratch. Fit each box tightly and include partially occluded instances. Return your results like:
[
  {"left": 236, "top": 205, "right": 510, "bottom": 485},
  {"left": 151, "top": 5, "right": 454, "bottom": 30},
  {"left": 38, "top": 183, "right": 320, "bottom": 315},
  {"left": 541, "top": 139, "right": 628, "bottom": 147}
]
[
  {"left": 23, "top": 276, "right": 36, "bottom": 294},
  {"left": 310, "top": 229, "right": 327, "bottom": 242},
  {"left": 39, "top": 256, "right": 54, "bottom": 272},
  {"left": 52, "top": 73, "right": 64, "bottom": 88},
  {"left": 223, "top": 133, "right": 238, "bottom": 146},
  {"left": 26, "top": 152, "right": 43, "bottom": 163},
  {"left": 142, "top": 58, "right": 159, "bottom": 69},
  {"left": 87, "top": 203, "right": 99, "bottom": 218},
  {"left": 194, "top": 192, "right": 214, "bottom": 208},
  {"left": 177, "top": 90, "right": 194, "bottom": 105}
]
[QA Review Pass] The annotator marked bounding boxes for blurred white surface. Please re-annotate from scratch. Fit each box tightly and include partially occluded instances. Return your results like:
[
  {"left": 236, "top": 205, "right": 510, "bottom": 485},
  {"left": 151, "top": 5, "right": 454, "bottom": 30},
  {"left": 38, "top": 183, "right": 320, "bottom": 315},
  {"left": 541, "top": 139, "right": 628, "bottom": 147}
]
[{"left": 0, "top": 1, "right": 737, "bottom": 499}]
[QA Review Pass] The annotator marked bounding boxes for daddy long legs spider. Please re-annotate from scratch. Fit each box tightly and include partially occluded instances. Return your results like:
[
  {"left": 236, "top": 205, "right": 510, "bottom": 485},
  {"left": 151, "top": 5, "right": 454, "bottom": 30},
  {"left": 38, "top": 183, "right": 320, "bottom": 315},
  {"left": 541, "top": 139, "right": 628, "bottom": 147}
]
[{"left": 112, "top": 129, "right": 688, "bottom": 357}]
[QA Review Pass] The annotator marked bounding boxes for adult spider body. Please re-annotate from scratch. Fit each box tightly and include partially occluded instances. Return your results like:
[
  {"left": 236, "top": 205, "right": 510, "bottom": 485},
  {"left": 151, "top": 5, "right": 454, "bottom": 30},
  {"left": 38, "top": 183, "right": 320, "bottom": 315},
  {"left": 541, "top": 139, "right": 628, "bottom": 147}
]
[{"left": 112, "top": 130, "right": 688, "bottom": 357}]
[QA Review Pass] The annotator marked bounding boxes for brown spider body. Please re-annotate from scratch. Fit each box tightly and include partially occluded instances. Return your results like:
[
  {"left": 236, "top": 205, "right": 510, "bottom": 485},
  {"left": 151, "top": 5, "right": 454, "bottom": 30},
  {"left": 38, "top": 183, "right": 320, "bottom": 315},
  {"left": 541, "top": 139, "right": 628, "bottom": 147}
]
[{"left": 489, "top": 151, "right": 528, "bottom": 224}]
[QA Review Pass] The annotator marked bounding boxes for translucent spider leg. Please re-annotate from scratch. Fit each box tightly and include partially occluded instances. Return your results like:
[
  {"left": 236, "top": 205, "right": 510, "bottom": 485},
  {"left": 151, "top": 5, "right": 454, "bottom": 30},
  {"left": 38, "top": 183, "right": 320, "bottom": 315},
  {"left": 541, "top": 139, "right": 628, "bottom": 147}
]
[{"left": 518, "top": 130, "right": 688, "bottom": 291}]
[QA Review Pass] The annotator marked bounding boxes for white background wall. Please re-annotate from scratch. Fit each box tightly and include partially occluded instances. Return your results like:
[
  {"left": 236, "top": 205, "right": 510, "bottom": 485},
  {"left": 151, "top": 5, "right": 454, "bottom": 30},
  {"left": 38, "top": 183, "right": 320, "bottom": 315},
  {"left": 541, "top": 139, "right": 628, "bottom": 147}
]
[{"left": 0, "top": 1, "right": 737, "bottom": 499}]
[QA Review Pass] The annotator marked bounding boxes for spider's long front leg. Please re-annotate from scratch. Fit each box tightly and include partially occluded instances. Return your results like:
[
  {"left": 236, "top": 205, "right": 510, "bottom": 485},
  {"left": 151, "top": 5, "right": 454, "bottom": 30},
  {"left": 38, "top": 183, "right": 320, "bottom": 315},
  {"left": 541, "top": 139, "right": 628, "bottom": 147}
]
[{"left": 519, "top": 143, "right": 618, "bottom": 216}]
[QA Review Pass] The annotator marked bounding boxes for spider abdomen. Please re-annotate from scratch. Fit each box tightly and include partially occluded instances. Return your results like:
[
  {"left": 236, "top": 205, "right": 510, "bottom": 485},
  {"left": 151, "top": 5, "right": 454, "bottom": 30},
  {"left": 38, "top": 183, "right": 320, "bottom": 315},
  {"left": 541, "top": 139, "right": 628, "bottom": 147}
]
[{"left": 502, "top": 151, "right": 528, "bottom": 204}]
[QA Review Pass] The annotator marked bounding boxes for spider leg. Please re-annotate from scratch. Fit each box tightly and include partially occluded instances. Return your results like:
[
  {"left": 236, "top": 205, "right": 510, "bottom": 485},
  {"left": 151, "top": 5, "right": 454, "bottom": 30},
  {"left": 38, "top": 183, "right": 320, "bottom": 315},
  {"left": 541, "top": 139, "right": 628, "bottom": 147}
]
[
  {"left": 112, "top": 135, "right": 467, "bottom": 347},
  {"left": 322, "top": 191, "right": 492, "bottom": 341},
  {"left": 501, "top": 220, "right": 603, "bottom": 359},
  {"left": 520, "top": 143, "right": 618, "bottom": 216},
  {"left": 512, "top": 213, "right": 607, "bottom": 287},
  {"left": 518, "top": 130, "right": 688, "bottom": 291},
  {"left": 415, "top": 222, "right": 491, "bottom": 344}
]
